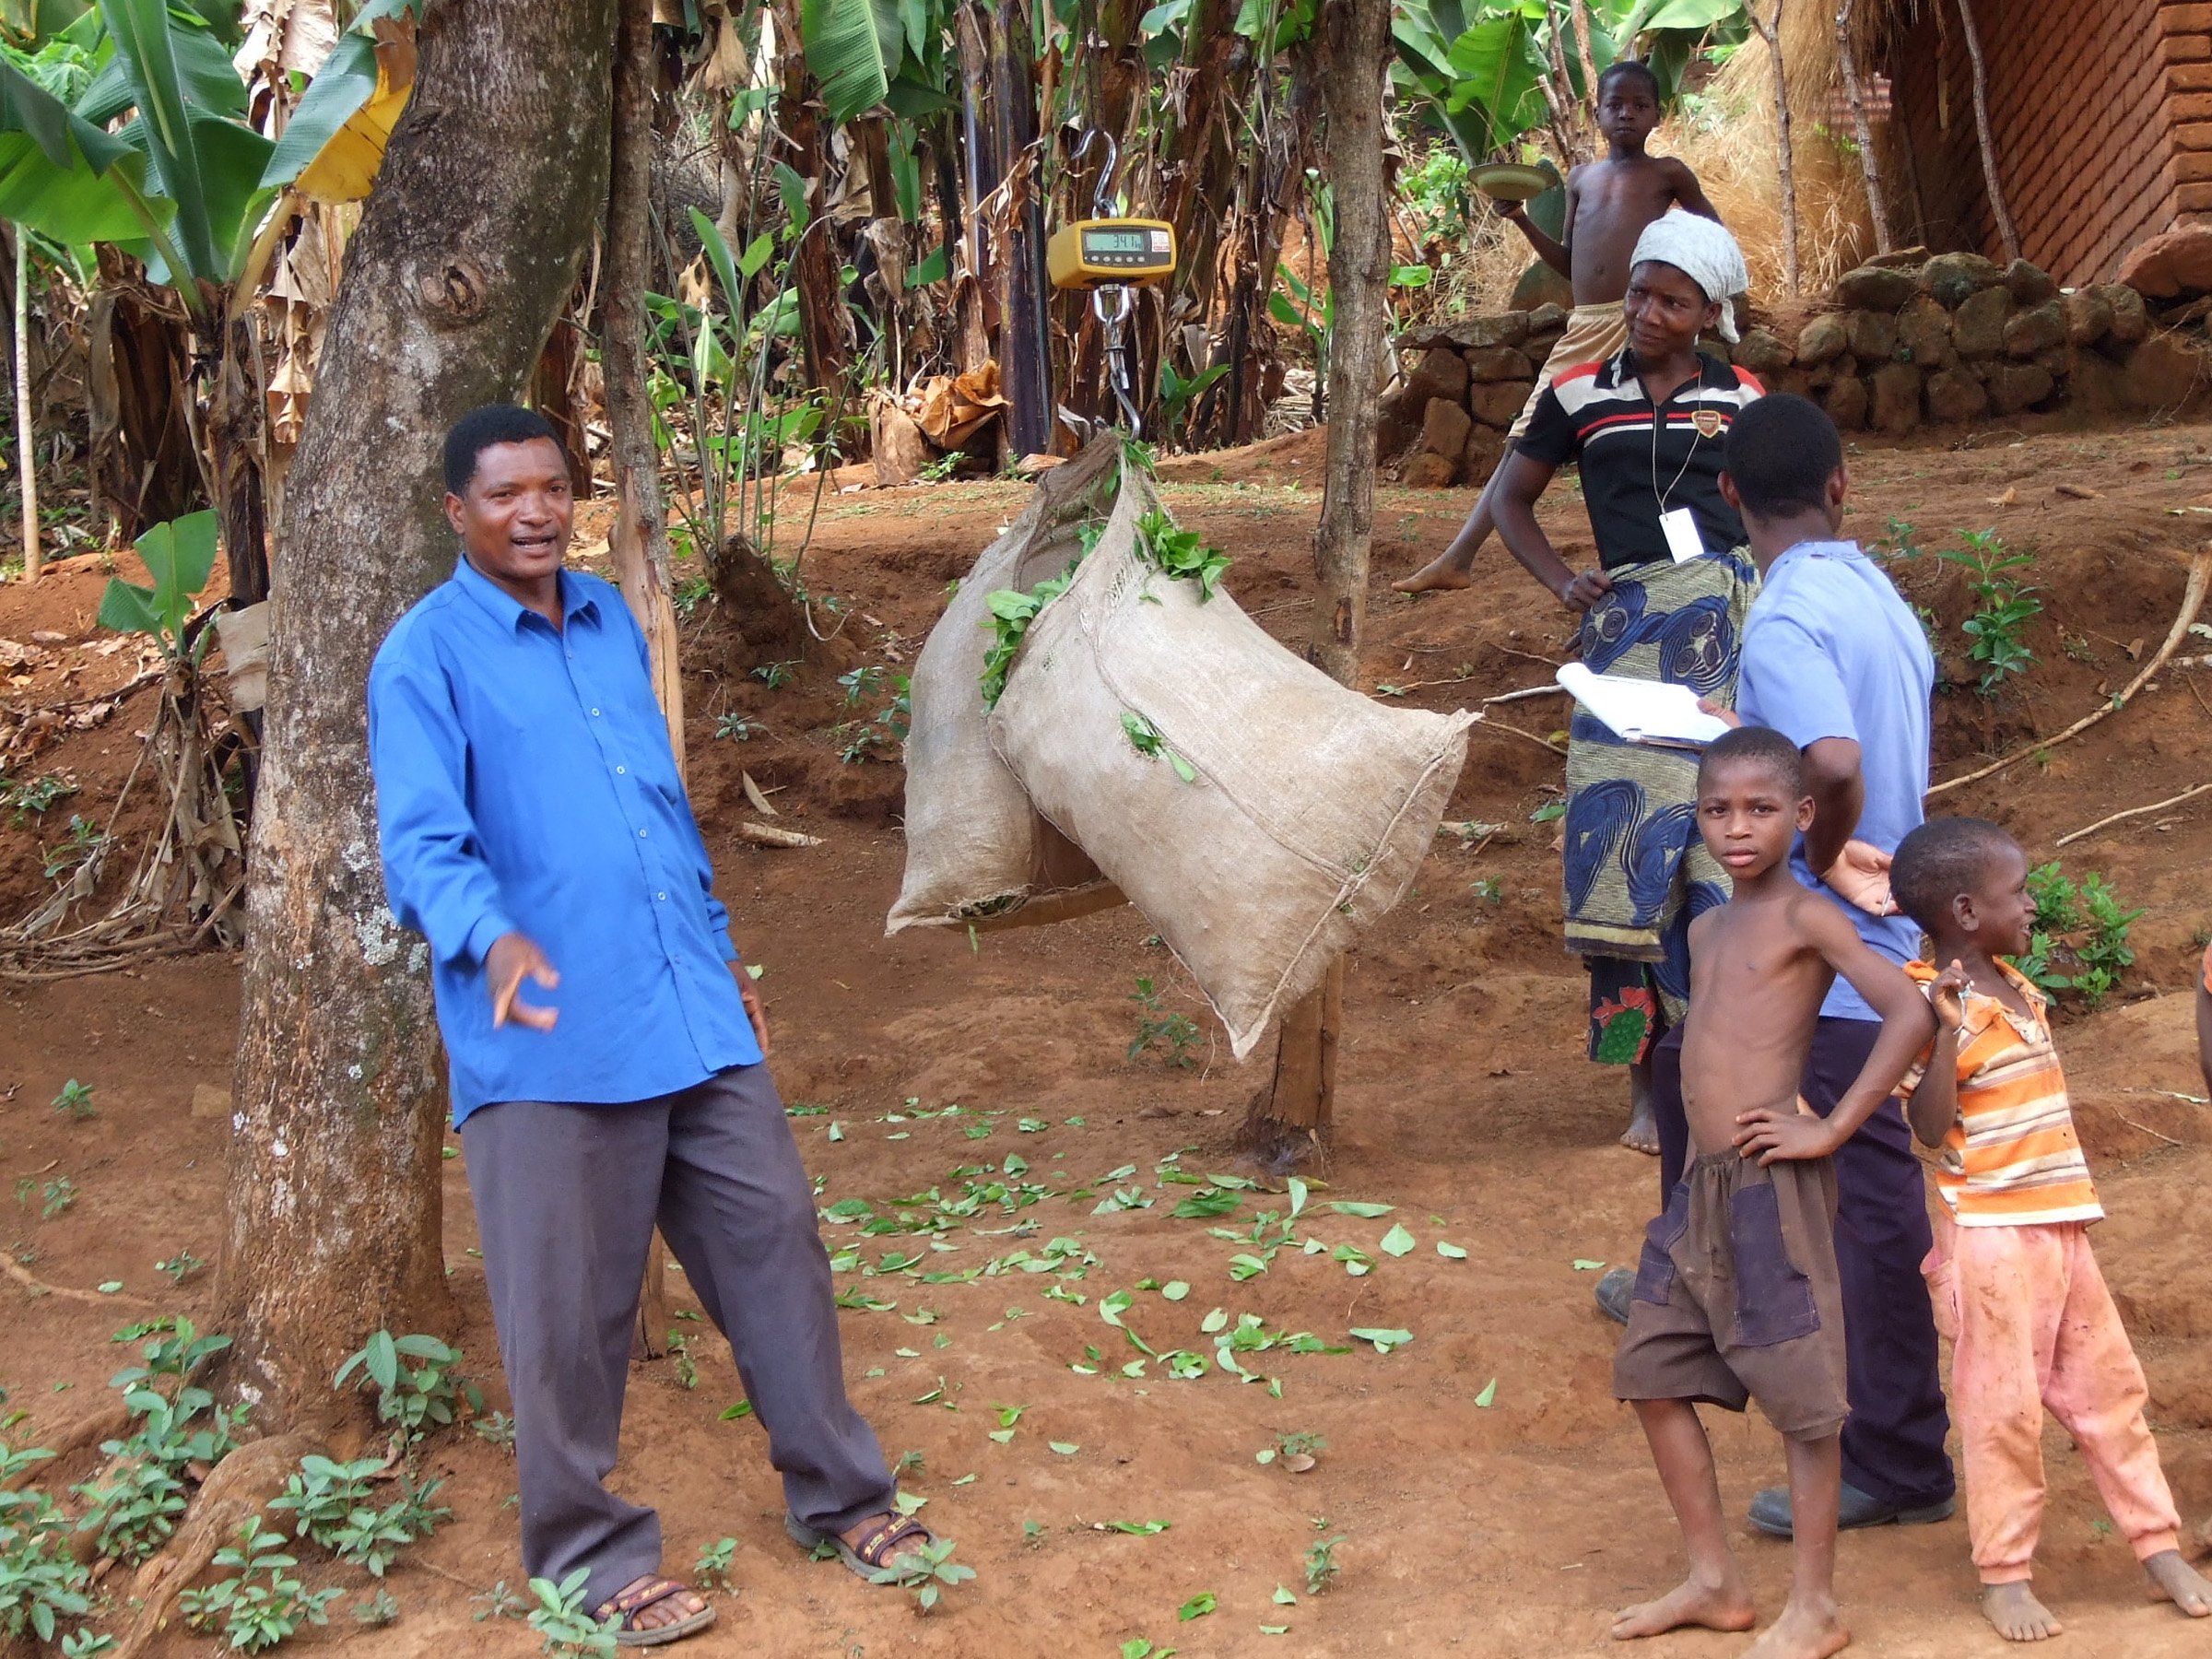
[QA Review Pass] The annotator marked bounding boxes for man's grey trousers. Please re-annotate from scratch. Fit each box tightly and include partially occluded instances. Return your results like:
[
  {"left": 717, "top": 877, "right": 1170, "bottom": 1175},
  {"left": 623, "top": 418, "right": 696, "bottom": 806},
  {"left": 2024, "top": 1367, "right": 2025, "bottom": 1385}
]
[{"left": 460, "top": 1062, "right": 895, "bottom": 1607}]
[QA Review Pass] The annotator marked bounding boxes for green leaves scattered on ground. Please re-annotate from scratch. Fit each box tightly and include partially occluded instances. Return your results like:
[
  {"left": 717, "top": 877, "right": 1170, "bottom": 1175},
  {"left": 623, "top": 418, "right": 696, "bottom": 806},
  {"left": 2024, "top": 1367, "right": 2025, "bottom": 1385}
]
[
  {"left": 1378, "top": 1223, "right": 1416, "bottom": 1257},
  {"left": 1176, "top": 1592, "right": 1217, "bottom": 1620},
  {"left": 1347, "top": 1327, "right": 1413, "bottom": 1355}
]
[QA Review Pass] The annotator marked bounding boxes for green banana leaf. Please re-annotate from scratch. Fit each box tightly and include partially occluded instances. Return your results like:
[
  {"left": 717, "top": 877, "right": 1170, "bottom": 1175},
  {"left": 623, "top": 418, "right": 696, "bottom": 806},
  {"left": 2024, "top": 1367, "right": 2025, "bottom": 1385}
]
[
  {"left": 97, "top": 508, "right": 218, "bottom": 659},
  {"left": 0, "top": 51, "right": 149, "bottom": 244},
  {"left": 116, "top": 101, "right": 271, "bottom": 284},
  {"left": 1445, "top": 10, "right": 1546, "bottom": 154},
  {"left": 801, "top": 0, "right": 890, "bottom": 123},
  {"left": 256, "top": 0, "right": 418, "bottom": 190},
  {"left": 75, "top": 16, "right": 244, "bottom": 122},
  {"left": 99, "top": 0, "right": 222, "bottom": 279}
]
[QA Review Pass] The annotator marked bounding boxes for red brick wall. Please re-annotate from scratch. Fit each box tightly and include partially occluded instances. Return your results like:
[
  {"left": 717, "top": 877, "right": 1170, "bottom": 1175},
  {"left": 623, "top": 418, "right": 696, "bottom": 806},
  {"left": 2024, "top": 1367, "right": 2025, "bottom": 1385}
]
[{"left": 1885, "top": 0, "right": 2207, "bottom": 284}]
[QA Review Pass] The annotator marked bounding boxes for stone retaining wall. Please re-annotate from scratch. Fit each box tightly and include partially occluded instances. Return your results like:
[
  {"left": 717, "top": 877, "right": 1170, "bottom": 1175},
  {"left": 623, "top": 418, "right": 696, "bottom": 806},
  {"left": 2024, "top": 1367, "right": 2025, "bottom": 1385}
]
[{"left": 1380, "top": 250, "right": 2212, "bottom": 489}]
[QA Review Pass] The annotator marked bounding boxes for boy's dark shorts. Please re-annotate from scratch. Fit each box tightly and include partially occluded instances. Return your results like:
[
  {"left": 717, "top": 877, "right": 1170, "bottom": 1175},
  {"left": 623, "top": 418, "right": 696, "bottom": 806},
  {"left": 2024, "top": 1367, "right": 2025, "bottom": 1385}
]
[{"left": 1613, "top": 1149, "right": 1848, "bottom": 1441}]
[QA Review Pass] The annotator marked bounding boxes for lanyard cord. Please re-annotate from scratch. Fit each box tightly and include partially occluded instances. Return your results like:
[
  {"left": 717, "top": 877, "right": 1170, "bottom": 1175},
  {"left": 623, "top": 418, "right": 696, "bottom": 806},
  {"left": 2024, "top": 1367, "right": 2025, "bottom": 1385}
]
[{"left": 1647, "top": 359, "right": 1707, "bottom": 515}]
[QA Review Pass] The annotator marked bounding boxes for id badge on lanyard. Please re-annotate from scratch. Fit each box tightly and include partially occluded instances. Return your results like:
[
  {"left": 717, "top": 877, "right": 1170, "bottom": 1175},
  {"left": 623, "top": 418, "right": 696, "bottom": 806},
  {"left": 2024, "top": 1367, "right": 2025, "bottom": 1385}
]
[{"left": 1660, "top": 506, "right": 1706, "bottom": 563}]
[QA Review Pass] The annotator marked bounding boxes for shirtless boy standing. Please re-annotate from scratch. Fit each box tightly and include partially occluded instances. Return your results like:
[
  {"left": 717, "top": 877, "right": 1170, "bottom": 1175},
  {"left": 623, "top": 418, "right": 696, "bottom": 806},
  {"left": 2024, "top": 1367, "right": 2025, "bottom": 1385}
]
[
  {"left": 1395, "top": 60, "right": 1720, "bottom": 594},
  {"left": 1611, "top": 725, "right": 1934, "bottom": 1659}
]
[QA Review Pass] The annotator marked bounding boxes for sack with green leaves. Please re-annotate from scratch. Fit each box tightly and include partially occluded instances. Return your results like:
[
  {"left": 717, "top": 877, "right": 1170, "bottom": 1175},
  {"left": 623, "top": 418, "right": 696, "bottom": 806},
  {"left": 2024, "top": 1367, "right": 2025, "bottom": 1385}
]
[
  {"left": 886, "top": 437, "right": 1126, "bottom": 934},
  {"left": 984, "top": 453, "right": 1474, "bottom": 1057}
]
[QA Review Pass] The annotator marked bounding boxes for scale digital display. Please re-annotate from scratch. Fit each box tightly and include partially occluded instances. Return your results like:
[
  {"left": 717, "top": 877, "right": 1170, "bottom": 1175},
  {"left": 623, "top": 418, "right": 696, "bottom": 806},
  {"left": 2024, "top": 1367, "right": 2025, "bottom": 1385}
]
[
  {"left": 1083, "top": 228, "right": 1157, "bottom": 254},
  {"left": 1048, "top": 218, "right": 1177, "bottom": 288}
]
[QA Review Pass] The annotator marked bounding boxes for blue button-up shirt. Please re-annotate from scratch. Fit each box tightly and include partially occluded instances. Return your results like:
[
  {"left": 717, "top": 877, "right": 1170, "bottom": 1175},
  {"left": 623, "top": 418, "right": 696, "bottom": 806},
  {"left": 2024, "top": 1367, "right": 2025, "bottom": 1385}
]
[
  {"left": 368, "top": 558, "right": 761, "bottom": 1123},
  {"left": 1736, "top": 538, "right": 1934, "bottom": 1023}
]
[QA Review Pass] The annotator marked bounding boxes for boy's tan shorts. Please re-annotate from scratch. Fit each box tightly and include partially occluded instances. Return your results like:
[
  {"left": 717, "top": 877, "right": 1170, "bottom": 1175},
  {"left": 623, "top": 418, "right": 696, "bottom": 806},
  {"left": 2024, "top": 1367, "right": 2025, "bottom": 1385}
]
[
  {"left": 1613, "top": 1149, "right": 1849, "bottom": 1441},
  {"left": 1507, "top": 300, "right": 1631, "bottom": 439}
]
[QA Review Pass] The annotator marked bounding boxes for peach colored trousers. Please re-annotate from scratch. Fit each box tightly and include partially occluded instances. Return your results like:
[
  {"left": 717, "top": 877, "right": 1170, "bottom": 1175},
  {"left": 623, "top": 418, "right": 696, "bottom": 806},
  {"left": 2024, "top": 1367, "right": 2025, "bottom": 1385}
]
[{"left": 1924, "top": 1210, "right": 2181, "bottom": 1583}]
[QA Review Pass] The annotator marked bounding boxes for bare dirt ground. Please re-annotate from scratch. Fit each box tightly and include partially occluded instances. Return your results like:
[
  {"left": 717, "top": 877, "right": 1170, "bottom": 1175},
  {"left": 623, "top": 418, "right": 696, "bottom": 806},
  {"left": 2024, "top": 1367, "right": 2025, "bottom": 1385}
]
[{"left": 7, "top": 418, "right": 2212, "bottom": 1657}]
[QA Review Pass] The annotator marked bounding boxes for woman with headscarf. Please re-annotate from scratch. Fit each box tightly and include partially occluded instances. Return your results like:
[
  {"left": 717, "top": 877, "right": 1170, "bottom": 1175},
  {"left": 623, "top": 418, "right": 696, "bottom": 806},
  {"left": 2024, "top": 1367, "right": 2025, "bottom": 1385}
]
[{"left": 1488, "top": 212, "right": 1764, "bottom": 1158}]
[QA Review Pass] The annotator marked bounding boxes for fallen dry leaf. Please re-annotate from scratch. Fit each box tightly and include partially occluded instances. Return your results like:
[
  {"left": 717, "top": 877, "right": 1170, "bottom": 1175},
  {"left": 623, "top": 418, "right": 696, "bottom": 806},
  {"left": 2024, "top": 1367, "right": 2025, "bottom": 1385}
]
[
  {"left": 740, "top": 771, "right": 777, "bottom": 818},
  {"left": 29, "top": 629, "right": 65, "bottom": 645},
  {"left": 2054, "top": 482, "right": 2102, "bottom": 500},
  {"left": 1986, "top": 487, "right": 2018, "bottom": 507}
]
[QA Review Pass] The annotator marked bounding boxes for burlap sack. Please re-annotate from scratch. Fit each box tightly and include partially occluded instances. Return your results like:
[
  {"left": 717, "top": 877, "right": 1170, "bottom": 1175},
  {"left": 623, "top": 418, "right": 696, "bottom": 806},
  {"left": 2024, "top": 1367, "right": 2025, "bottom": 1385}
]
[
  {"left": 985, "top": 458, "right": 1475, "bottom": 1057},
  {"left": 886, "top": 438, "right": 1127, "bottom": 934}
]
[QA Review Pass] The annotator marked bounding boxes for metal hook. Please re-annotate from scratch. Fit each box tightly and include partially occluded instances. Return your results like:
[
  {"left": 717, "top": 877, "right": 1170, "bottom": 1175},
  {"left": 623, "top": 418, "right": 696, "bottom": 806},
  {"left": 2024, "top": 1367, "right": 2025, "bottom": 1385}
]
[
  {"left": 1068, "top": 127, "right": 1121, "bottom": 220},
  {"left": 1091, "top": 284, "right": 1141, "bottom": 438}
]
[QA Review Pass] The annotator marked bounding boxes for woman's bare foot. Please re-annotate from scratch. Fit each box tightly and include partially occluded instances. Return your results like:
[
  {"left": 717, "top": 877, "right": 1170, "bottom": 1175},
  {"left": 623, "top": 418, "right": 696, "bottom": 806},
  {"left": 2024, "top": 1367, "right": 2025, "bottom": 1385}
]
[
  {"left": 1621, "top": 1095, "right": 1661, "bottom": 1155},
  {"left": 2145, "top": 1549, "right": 2212, "bottom": 1618},
  {"left": 1392, "top": 552, "right": 1475, "bottom": 594},
  {"left": 1611, "top": 1571, "right": 1756, "bottom": 1641},
  {"left": 1740, "top": 1594, "right": 1849, "bottom": 1659},
  {"left": 1980, "top": 1581, "right": 2061, "bottom": 1641}
]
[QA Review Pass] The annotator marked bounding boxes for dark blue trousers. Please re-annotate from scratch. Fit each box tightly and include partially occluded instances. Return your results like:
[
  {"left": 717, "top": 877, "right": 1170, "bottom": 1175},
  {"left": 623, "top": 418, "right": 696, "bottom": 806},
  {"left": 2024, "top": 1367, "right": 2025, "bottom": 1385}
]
[{"left": 1652, "top": 1018, "right": 1955, "bottom": 1506}]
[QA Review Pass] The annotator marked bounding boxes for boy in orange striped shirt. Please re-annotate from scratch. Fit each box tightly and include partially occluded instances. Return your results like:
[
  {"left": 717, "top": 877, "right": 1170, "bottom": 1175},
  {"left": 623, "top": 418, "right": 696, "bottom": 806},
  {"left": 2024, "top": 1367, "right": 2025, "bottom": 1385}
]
[{"left": 1891, "top": 817, "right": 2212, "bottom": 1641}]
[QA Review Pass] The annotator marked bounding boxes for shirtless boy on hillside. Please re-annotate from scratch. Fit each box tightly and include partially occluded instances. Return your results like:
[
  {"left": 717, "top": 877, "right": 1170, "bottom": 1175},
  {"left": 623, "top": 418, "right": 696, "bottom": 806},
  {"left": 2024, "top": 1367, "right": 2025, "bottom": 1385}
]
[
  {"left": 1611, "top": 726, "right": 1934, "bottom": 1659},
  {"left": 1395, "top": 60, "right": 1720, "bottom": 594}
]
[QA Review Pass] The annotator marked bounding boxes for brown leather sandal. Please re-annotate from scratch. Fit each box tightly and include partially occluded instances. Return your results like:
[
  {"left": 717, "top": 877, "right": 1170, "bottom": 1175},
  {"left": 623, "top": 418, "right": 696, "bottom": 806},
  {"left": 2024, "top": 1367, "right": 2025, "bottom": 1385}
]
[
  {"left": 783, "top": 1510, "right": 934, "bottom": 1581},
  {"left": 594, "top": 1576, "right": 717, "bottom": 1647}
]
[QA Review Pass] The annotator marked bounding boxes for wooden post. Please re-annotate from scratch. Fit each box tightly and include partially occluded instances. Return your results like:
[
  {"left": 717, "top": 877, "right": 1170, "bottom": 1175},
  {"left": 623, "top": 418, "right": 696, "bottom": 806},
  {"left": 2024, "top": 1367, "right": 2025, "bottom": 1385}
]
[
  {"left": 1240, "top": 0, "right": 1389, "bottom": 1169},
  {"left": 1951, "top": 0, "right": 2018, "bottom": 265},
  {"left": 606, "top": 0, "right": 688, "bottom": 1358},
  {"left": 14, "top": 229, "right": 37, "bottom": 582},
  {"left": 1747, "top": 0, "right": 1799, "bottom": 294},
  {"left": 1835, "top": 0, "right": 1893, "bottom": 253}
]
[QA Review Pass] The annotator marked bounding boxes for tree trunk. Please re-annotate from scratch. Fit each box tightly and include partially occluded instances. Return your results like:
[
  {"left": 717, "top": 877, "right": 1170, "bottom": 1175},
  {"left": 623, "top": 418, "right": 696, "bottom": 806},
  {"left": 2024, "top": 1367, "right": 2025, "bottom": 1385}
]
[
  {"left": 1749, "top": 0, "right": 1799, "bottom": 294},
  {"left": 207, "top": 309, "right": 271, "bottom": 606},
  {"left": 954, "top": 5, "right": 997, "bottom": 382},
  {"left": 222, "top": 0, "right": 618, "bottom": 1425},
  {"left": 14, "top": 229, "right": 37, "bottom": 582},
  {"left": 1241, "top": 0, "right": 1389, "bottom": 1166},
  {"left": 606, "top": 0, "right": 687, "bottom": 1362},
  {"left": 775, "top": 0, "right": 851, "bottom": 406},
  {"left": 1951, "top": 0, "right": 2018, "bottom": 265},
  {"left": 989, "top": 0, "right": 1052, "bottom": 457},
  {"left": 1209, "top": 43, "right": 1318, "bottom": 447},
  {"left": 1834, "top": 0, "right": 1892, "bottom": 253}
]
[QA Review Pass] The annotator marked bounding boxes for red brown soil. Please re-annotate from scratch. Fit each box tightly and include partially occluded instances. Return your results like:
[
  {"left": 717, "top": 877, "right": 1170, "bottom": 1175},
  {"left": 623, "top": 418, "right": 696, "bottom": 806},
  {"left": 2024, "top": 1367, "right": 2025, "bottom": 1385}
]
[{"left": 8, "top": 424, "right": 2212, "bottom": 1656}]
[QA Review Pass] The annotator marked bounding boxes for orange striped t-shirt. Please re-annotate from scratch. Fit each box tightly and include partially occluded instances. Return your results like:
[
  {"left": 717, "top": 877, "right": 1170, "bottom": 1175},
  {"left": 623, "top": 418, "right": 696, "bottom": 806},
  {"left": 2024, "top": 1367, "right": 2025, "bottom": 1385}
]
[{"left": 1897, "top": 959, "right": 2102, "bottom": 1227}]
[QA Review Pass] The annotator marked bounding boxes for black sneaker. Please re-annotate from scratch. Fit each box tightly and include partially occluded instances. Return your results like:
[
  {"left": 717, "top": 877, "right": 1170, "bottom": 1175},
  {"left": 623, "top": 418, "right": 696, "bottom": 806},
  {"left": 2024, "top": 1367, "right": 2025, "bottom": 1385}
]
[
  {"left": 1594, "top": 1266, "right": 1635, "bottom": 1325},
  {"left": 1747, "top": 1480, "right": 1956, "bottom": 1538}
]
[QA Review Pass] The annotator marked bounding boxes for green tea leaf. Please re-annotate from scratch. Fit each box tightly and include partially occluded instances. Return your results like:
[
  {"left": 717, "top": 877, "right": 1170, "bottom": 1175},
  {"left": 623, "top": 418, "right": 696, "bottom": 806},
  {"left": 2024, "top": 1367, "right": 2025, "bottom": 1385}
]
[
  {"left": 1475, "top": 1376, "right": 1498, "bottom": 1408},
  {"left": 1436, "top": 1241, "right": 1468, "bottom": 1260},
  {"left": 1379, "top": 1223, "right": 1416, "bottom": 1257},
  {"left": 1327, "top": 1201, "right": 1394, "bottom": 1218},
  {"left": 1348, "top": 1326, "right": 1414, "bottom": 1355},
  {"left": 1160, "top": 1280, "right": 1190, "bottom": 1301},
  {"left": 1048, "top": 1441, "right": 1079, "bottom": 1455},
  {"left": 1177, "top": 1593, "right": 1217, "bottom": 1620}
]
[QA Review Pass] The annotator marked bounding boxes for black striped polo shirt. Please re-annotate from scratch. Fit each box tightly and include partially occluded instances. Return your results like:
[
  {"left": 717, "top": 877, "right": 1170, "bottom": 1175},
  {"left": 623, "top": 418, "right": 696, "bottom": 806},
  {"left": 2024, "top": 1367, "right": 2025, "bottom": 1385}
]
[{"left": 1515, "top": 349, "right": 1762, "bottom": 570}]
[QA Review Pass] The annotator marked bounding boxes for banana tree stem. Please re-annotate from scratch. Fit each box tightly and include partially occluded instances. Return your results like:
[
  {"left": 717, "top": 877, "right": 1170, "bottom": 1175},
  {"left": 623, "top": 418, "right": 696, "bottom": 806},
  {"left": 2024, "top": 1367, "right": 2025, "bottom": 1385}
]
[{"left": 15, "top": 229, "right": 38, "bottom": 582}]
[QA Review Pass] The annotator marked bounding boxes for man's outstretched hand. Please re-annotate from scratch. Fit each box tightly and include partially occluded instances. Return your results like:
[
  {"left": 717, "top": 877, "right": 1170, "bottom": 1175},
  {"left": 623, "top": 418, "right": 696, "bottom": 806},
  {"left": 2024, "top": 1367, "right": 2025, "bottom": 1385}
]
[
  {"left": 735, "top": 964, "right": 771, "bottom": 1057},
  {"left": 1824, "top": 838, "right": 1900, "bottom": 917},
  {"left": 486, "top": 933, "right": 559, "bottom": 1030}
]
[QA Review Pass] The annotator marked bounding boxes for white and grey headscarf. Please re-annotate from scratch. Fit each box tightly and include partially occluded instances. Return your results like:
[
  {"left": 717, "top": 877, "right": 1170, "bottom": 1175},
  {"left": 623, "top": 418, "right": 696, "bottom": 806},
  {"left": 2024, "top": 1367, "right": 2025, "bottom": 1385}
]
[{"left": 1630, "top": 211, "right": 1750, "bottom": 341}]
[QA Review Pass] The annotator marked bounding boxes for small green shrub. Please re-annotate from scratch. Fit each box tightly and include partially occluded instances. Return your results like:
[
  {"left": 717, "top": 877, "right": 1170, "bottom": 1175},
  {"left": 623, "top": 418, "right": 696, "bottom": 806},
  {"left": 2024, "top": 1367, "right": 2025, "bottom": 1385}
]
[
  {"left": 2014, "top": 861, "right": 2141, "bottom": 1007},
  {"left": 177, "top": 1518, "right": 340, "bottom": 1653},
  {"left": 334, "top": 1332, "right": 478, "bottom": 1439},
  {"left": 1127, "top": 978, "right": 1201, "bottom": 1068},
  {"left": 0, "top": 1452, "right": 92, "bottom": 1643},
  {"left": 1940, "top": 528, "right": 2041, "bottom": 692},
  {"left": 526, "top": 1568, "right": 615, "bottom": 1656}
]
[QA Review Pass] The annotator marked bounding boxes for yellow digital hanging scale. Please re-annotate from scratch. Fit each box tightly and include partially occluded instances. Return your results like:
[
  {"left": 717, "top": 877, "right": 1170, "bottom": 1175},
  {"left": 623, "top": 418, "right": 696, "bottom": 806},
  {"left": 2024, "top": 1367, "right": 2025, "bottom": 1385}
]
[
  {"left": 1051, "top": 131, "right": 1179, "bottom": 436},
  {"left": 1047, "top": 218, "right": 1178, "bottom": 289}
]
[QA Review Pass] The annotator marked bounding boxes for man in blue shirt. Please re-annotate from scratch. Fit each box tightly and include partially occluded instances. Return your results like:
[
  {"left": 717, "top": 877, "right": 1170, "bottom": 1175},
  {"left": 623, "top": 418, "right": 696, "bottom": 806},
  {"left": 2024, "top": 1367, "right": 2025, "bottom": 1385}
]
[
  {"left": 1718, "top": 394, "right": 1956, "bottom": 1536},
  {"left": 369, "top": 406, "right": 918, "bottom": 1643}
]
